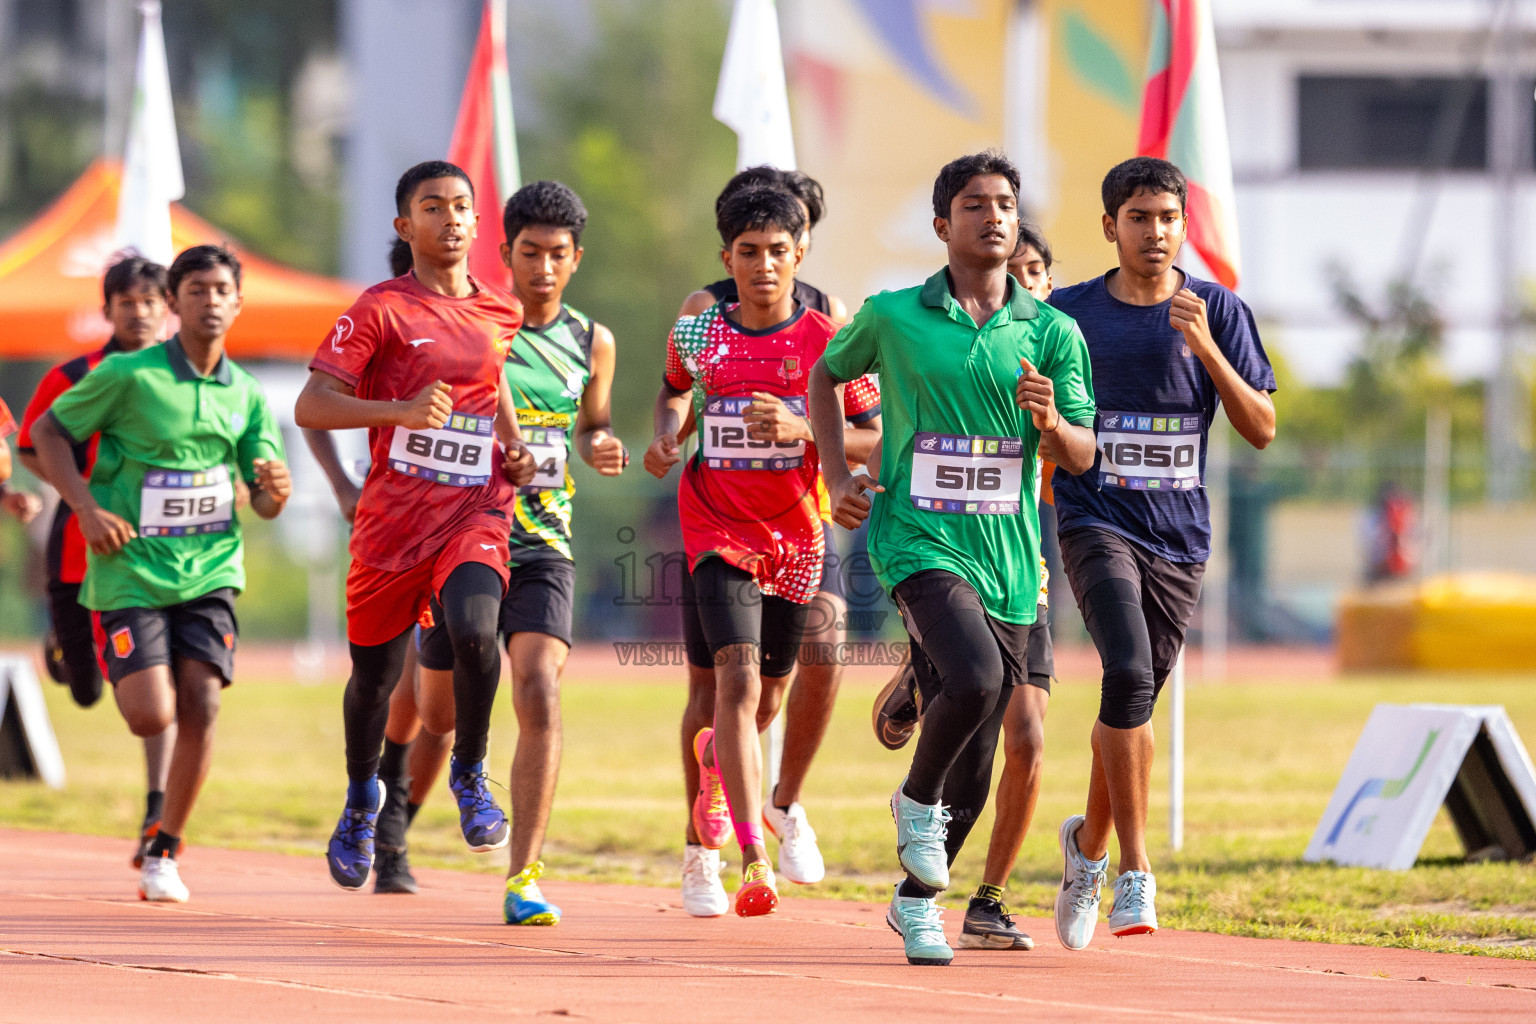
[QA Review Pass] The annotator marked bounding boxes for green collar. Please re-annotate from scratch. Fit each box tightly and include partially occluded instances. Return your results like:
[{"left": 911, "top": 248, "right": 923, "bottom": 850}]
[
  {"left": 165, "top": 335, "right": 233, "bottom": 385},
  {"left": 919, "top": 267, "right": 1038, "bottom": 323}
]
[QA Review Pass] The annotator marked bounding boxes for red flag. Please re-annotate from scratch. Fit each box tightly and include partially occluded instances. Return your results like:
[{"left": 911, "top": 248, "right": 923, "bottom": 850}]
[
  {"left": 1137, "top": 0, "right": 1240, "bottom": 289},
  {"left": 447, "top": 0, "right": 520, "bottom": 289}
]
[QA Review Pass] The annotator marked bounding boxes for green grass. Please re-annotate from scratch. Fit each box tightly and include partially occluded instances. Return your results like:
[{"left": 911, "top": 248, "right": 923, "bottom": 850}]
[{"left": 5, "top": 666, "right": 1536, "bottom": 959}]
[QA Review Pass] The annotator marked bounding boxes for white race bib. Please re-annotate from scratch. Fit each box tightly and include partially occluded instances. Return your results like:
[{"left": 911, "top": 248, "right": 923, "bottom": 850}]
[
  {"left": 139, "top": 464, "right": 235, "bottom": 536},
  {"left": 1096, "top": 411, "right": 1203, "bottom": 491},
  {"left": 700, "top": 394, "right": 807, "bottom": 471},
  {"left": 520, "top": 424, "right": 568, "bottom": 494},
  {"left": 909, "top": 432, "right": 1025, "bottom": 515},
  {"left": 388, "top": 411, "right": 496, "bottom": 487}
]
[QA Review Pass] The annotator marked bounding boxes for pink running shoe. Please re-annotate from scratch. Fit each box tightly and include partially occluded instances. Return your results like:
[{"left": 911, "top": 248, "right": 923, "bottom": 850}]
[{"left": 692, "top": 728, "right": 733, "bottom": 850}]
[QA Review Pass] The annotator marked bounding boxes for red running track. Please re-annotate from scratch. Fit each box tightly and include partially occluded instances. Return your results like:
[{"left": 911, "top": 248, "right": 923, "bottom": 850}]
[{"left": 2, "top": 829, "right": 1532, "bottom": 1023}]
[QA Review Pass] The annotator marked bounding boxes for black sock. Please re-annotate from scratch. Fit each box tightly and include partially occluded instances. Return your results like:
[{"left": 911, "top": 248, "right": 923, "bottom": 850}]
[
  {"left": 379, "top": 738, "right": 410, "bottom": 781},
  {"left": 147, "top": 830, "right": 181, "bottom": 860},
  {"left": 406, "top": 801, "right": 422, "bottom": 827},
  {"left": 898, "top": 876, "right": 937, "bottom": 899},
  {"left": 144, "top": 790, "right": 165, "bottom": 824}
]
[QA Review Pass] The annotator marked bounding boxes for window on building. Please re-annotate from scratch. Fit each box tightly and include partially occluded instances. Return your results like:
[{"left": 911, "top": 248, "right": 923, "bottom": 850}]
[{"left": 1298, "top": 75, "right": 1488, "bottom": 171}]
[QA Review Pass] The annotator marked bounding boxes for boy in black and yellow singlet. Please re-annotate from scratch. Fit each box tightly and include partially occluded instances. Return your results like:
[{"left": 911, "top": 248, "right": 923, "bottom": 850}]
[
  {"left": 417, "top": 180, "right": 626, "bottom": 925},
  {"left": 31, "top": 245, "right": 291, "bottom": 904}
]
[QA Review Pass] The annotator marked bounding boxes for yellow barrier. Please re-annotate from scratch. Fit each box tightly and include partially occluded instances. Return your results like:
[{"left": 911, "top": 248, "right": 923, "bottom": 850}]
[{"left": 1338, "top": 573, "right": 1536, "bottom": 672}]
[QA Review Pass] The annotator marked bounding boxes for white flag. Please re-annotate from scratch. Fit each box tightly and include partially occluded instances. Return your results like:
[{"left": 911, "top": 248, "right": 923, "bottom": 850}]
[
  {"left": 115, "top": 1, "right": 184, "bottom": 266},
  {"left": 713, "top": 0, "right": 797, "bottom": 171}
]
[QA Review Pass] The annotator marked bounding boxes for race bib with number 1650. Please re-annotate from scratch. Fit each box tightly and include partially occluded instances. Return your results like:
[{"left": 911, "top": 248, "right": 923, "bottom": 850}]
[{"left": 1096, "top": 411, "right": 1203, "bottom": 491}]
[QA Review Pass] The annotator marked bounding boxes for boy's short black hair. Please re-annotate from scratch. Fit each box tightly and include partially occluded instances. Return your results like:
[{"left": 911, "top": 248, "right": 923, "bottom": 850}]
[
  {"left": 1101, "top": 156, "right": 1187, "bottom": 219},
  {"left": 717, "top": 185, "right": 806, "bottom": 248},
  {"left": 167, "top": 244, "right": 242, "bottom": 295},
  {"left": 387, "top": 237, "right": 413, "bottom": 277},
  {"left": 394, "top": 160, "right": 474, "bottom": 216},
  {"left": 502, "top": 180, "right": 589, "bottom": 248},
  {"left": 932, "top": 149, "right": 1020, "bottom": 219},
  {"left": 1014, "top": 223, "right": 1053, "bottom": 270},
  {"left": 102, "top": 253, "right": 168, "bottom": 305},
  {"left": 714, "top": 166, "right": 825, "bottom": 230}
]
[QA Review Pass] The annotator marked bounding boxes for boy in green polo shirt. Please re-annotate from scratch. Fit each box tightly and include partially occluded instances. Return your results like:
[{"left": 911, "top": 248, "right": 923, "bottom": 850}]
[
  {"left": 809, "top": 151, "right": 1098, "bottom": 966},
  {"left": 32, "top": 244, "right": 291, "bottom": 904}
]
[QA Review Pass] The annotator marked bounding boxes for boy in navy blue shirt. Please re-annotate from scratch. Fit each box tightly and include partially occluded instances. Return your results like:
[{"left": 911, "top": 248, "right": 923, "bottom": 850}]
[{"left": 1048, "top": 157, "right": 1276, "bottom": 949}]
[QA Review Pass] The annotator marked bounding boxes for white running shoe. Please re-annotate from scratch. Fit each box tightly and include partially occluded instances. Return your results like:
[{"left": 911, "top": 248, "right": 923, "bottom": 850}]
[
  {"left": 1053, "top": 815, "right": 1106, "bottom": 950},
  {"left": 763, "top": 802, "right": 825, "bottom": 884},
  {"left": 1109, "top": 870, "right": 1158, "bottom": 936},
  {"left": 139, "top": 856, "right": 189, "bottom": 903},
  {"left": 681, "top": 844, "right": 729, "bottom": 917}
]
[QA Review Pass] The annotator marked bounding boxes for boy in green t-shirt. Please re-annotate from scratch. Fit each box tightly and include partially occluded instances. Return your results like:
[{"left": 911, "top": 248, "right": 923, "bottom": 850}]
[
  {"left": 809, "top": 152, "right": 1098, "bottom": 966},
  {"left": 32, "top": 245, "right": 291, "bottom": 904}
]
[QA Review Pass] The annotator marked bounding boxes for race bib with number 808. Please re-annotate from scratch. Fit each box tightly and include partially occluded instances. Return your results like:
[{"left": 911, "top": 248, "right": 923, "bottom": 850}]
[
  {"left": 701, "top": 394, "right": 807, "bottom": 471},
  {"left": 1096, "top": 411, "right": 1203, "bottom": 491},
  {"left": 388, "top": 411, "right": 496, "bottom": 486},
  {"left": 909, "top": 432, "right": 1025, "bottom": 514},
  {"left": 139, "top": 464, "right": 235, "bottom": 536}
]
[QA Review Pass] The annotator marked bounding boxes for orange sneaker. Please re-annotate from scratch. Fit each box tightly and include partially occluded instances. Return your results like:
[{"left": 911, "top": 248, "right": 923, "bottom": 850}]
[
  {"left": 691, "top": 728, "right": 732, "bottom": 850},
  {"left": 734, "top": 859, "right": 779, "bottom": 917}
]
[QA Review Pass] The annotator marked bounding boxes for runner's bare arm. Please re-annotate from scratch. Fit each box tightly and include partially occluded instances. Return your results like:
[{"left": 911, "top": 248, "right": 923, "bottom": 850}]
[
  {"left": 844, "top": 415, "right": 880, "bottom": 467},
  {"left": 301, "top": 428, "right": 362, "bottom": 523},
  {"left": 294, "top": 369, "right": 451, "bottom": 431},
  {"left": 827, "top": 294, "right": 850, "bottom": 325},
  {"left": 677, "top": 290, "right": 715, "bottom": 320},
  {"left": 575, "top": 323, "right": 626, "bottom": 476},
  {"left": 0, "top": 437, "right": 9, "bottom": 482},
  {"left": 809, "top": 358, "right": 882, "bottom": 529},
  {"left": 645, "top": 386, "right": 689, "bottom": 479},
  {"left": 248, "top": 458, "right": 292, "bottom": 520},
  {"left": 1170, "top": 289, "right": 1275, "bottom": 450},
  {"left": 29, "top": 413, "right": 135, "bottom": 554},
  {"left": 1016, "top": 358, "right": 1096, "bottom": 474},
  {"left": 496, "top": 375, "right": 537, "bottom": 487}
]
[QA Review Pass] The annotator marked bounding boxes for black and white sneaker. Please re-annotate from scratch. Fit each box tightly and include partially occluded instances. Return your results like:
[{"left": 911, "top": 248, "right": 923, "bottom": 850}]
[
  {"left": 872, "top": 663, "right": 922, "bottom": 751},
  {"left": 957, "top": 896, "right": 1035, "bottom": 950}
]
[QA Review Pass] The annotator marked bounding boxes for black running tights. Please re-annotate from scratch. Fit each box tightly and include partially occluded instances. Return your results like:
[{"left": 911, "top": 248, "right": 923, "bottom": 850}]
[{"left": 343, "top": 562, "right": 503, "bottom": 781}]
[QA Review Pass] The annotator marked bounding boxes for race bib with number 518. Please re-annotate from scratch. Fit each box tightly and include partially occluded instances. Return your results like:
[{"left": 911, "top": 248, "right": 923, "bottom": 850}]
[
  {"left": 139, "top": 464, "right": 235, "bottom": 536},
  {"left": 388, "top": 411, "right": 496, "bottom": 486},
  {"left": 909, "top": 432, "right": 1025, "bottom": 515},
  {"left": 1096, "top": 411, "right": 1203, "bottom": 491}
]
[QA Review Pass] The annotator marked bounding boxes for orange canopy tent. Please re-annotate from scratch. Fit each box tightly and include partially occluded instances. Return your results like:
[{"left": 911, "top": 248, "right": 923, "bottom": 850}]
[{"left": 0, "top": 160, "right": 360, "bottom": 360}]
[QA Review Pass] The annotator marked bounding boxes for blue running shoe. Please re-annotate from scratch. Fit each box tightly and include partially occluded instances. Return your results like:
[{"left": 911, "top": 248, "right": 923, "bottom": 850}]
[
  {"left": 449, "top": 762, "right": 510, "bottom": 852},
  {"left": 503, "top": 861, "right": 561, "bottom": 925},
  {"left": 327, "top": 784, "right": 384, "bottom": 890},
  {"left": 886, "top": 885, "right": 953, "bottom": 966},
  {"left": 890, "top": 782, "right": 951, "bottom": 891}
]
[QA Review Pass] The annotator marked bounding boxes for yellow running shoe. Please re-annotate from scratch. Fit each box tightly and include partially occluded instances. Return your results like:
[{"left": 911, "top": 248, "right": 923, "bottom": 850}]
[{"left": 504, "top": 861, "right": 561, "bottom": 925}]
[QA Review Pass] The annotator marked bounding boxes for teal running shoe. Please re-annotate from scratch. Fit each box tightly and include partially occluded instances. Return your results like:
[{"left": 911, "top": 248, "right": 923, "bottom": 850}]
[
  {"left": 504, "top": 861, "right": 561, "bottom": 925},
  {"left": 885, "top": 886, "right": 953, "bottom": 966},
  {"left": 890, "top": 783, "right": 951, "bottom": 890}
]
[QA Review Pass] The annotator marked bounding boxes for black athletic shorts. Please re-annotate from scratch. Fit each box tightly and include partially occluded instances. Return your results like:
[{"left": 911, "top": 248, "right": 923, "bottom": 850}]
[
  {"left": 418, "top": 558, "right": 575, "bottom": 670},
  {"left": 1026, "top": 603, "right": 1053, "bottom": 691},
  {"left": 894, "top": 570, "right": 1035, "bottom": 705},
  {"left": 1058, "top": 525, "right": 1204, "bottom": 686},
  {"left": 93, "top": 588, "right": 239, "bottom": 687},
  {"left": 682, "top": 556, "right": 809, "bottom": 680},
  {"left": 48, "top": 579, "right": 104, "bottom": 706}
]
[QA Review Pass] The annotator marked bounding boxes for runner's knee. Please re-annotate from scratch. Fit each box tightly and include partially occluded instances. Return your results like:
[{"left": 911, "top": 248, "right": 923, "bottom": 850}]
[{"left": 440, "top": 562, "right": 503, "bottom": 676}]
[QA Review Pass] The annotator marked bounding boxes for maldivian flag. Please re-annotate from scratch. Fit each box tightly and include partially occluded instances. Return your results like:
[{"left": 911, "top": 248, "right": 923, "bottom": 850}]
[
  {"left": 1137, "top": 0, "right": 1240, "bottom": 289},
  {"left": 116, "top": 0, "right": 184, "bottom": 267},
  {"left": 447, "top": 0, "right": 520, "bottom": 289}
]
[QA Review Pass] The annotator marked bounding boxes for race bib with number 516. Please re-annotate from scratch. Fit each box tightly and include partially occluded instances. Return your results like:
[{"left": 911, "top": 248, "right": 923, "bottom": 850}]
[
  {"left": 388, "top": 411, "right": 496, "bottom": 486},
  {"left": 1096, "top": 411, "right": 1203, "bottom": 491},
  {"left": 909, "top": 432, "right": 1025, "bottom": 514}
]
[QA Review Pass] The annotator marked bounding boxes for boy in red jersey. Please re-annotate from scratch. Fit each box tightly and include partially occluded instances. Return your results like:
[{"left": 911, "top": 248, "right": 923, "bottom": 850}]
[
  {"left": 645, "top": 187, "right": 877, "bottom": 917},
  {"left": 18, "top": 255, "right": 173, "bottom": 866},
  {"left": 296, "top": 161, "right": 536, "bottom": 890}
]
